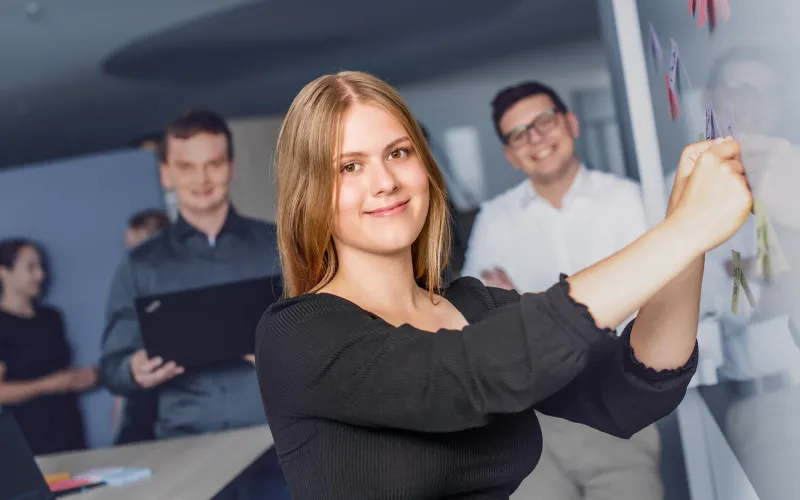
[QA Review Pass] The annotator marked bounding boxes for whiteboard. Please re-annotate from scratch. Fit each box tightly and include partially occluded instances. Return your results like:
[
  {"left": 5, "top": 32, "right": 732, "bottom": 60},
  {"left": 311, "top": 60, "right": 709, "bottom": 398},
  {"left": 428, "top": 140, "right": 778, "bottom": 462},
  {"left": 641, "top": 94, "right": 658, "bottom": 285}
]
[{"left": 635, "top": 2, "right": 800, "bottom": 499}]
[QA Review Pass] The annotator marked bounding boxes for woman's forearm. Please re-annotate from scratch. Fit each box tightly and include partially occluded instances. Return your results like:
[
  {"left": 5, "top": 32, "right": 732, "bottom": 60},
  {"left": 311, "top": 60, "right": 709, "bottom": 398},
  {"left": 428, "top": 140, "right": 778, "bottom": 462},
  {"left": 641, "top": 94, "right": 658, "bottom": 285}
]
[
  {"left": 566, "top": 216, "right": 701, "bottom": 336},
  {"left": 0, "top": 377, "right": 55, "bottom": 405},
  {"left": 629, "top": 255, "right": 704, "bottom": 370}
]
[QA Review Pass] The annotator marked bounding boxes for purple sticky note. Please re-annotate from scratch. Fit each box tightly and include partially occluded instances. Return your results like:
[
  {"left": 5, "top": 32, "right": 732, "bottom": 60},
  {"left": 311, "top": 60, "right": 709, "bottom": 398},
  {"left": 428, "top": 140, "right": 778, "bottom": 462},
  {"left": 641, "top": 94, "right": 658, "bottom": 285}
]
[
  {"left": 705, "top": 103, "right": 722, "bottom": 140},
  {"left": 725, "top": 106, "right": 736, "bottom": 138},
  {"left": 668, "top": 39, "right": 692, "bottom": 93},
  {"left": 649, "top": 23, "right": 663, "bottom": 70}
]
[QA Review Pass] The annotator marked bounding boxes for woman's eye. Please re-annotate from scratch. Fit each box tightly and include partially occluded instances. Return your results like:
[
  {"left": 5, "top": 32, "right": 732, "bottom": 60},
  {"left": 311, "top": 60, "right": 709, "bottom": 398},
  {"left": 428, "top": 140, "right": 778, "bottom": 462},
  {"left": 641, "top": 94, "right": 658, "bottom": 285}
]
[
  {"left": 388, "top": 148, "right": 408, "bottom": 161},
  {"left": 340, "top": 163, "right": 361, "bottom": 174}
]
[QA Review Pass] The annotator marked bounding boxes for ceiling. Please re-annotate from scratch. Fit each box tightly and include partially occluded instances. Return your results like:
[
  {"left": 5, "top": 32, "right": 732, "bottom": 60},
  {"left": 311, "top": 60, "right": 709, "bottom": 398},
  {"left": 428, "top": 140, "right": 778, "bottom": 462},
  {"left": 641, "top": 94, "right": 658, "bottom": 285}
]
[{"left": 0, "top": 0, "right": 599, "bottom": 168}]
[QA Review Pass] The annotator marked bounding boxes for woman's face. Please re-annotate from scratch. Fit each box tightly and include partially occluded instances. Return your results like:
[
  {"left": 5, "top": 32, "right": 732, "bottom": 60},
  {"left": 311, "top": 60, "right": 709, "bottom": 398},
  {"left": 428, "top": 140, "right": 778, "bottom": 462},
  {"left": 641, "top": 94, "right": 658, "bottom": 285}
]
[
  {"left": 0, "top": 246, "right": 45, "bottom": 299},
  {"left": 332, "top": 103, "right": 430, "bottom": 257}
]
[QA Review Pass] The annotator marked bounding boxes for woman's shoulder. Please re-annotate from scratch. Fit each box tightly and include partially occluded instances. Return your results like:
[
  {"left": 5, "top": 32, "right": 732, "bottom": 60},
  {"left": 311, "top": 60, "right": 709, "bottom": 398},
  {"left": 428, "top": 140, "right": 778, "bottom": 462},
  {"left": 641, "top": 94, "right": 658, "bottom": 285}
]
[
  {"left": 445, "top": 276, "right": 521, "bottom": 311},
  {"left": 257, "top": 293, "right": 371, "bottom": 342}
]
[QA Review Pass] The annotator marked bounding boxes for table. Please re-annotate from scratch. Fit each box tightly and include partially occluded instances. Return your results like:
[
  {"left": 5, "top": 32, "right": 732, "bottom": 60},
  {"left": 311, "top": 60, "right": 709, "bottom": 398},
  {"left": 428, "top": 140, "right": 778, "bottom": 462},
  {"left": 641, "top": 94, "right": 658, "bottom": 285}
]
[{"left": 36, "top": 425, "right": 273, "bottom": 500}]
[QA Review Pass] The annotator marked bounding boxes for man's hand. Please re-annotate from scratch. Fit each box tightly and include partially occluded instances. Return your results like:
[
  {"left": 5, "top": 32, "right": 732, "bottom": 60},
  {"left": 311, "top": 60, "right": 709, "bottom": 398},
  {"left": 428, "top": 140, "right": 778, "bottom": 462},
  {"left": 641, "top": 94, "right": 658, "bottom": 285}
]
[
  {"left": 130, "top": 349, "right": 184, "bottom": 389},
  {"left": 480, "top": 267, "right": 517, "bottom": 290}
]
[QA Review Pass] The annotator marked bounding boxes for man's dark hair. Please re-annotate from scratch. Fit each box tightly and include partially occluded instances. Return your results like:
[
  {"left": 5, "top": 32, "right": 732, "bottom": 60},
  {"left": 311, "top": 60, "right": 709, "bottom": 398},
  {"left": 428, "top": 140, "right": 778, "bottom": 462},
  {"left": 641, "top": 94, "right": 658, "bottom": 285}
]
[
  {"left": 161, "top": 109, "right": 234, "bottom": 162},
  {"left": 491, "top": 82, "right": 568, "bottom": 143},
  {"left": 128, "top": 209, "right": 170, "bottom": 234}
]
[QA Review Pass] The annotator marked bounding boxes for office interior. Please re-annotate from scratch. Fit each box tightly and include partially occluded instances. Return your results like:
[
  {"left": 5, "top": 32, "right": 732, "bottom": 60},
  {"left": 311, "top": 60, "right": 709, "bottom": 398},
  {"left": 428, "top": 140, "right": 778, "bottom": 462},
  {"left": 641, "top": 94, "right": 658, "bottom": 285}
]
[{"left": 0, "top": 0, "right": 798, "bottom": 499}]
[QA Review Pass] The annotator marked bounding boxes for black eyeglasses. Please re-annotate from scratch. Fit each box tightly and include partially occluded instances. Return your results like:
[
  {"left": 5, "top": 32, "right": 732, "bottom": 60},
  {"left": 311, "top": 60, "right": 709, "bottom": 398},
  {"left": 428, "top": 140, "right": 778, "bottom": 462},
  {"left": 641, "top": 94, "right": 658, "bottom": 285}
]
[{"left": 503, "top": 108, "right": 560, "bottom": 148}]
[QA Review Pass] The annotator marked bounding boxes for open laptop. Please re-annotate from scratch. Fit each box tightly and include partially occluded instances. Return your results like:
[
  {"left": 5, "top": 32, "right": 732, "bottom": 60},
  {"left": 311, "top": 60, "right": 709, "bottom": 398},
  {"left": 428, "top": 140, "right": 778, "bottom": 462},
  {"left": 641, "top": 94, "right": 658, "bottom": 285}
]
[
  {"left": 135, "top": 275, "right": 282, "bottom": 369},
  {"left": 0, "top": 410, "right": 104, "bottom": 499}
]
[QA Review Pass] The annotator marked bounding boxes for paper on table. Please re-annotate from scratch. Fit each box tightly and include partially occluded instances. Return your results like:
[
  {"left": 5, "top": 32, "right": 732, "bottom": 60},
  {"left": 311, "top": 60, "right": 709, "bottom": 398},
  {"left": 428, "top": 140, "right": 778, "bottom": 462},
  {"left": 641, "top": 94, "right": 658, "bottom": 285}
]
[{"left": 76, "top": 467, "right": 152, "bottom": 487}]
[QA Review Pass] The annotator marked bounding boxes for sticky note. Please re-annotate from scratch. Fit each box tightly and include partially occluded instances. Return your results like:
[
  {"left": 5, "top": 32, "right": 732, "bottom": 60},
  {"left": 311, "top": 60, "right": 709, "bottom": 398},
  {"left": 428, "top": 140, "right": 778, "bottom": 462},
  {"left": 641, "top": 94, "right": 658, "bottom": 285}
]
[
  {"left": 724, "top": 106, "right": 736, "bottom": 138},
  {"left": 692, "top": 0, "right": 730, "bottom": 29},
  {"left": 649, "top": 23, "right": 664, "bottom": 71},
  {"left": 754, "top": 200, "right": 790, "bottom": 280},
  {"left": 705, "top": 103, "right": 722, "bottom": 140},
  {"left": 668, "top": 39, "right": 692, "bottom": 93},
  {"left": 666, "top": 74, "right": 680, "bottom": 120},
  {"left": 710, "top": 0, "right": 731, "bottom": 25},
  {"left": 731, "top": 250, "right": 756, "bottom": 314}
]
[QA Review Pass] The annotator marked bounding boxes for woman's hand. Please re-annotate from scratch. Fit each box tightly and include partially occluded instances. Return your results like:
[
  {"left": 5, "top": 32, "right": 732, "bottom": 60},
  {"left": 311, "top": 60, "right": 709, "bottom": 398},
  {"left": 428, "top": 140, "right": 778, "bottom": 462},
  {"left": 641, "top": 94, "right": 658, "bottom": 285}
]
[
  {"left": 666, "top": 139, "right": 720, "bottom": 216},
  {"left": 44, "top": 367, "right": 98, "bottom": 394},
  {"left": 668, "top": 138, "right": 753, "bottom": 254}
]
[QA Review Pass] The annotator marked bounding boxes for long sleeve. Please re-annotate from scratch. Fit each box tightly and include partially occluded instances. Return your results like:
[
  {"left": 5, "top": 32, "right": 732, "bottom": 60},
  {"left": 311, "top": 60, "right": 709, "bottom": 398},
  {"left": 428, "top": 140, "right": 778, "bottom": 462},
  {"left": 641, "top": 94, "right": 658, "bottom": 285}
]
[
  {"left": 99, "top": 259, "right": 142, "bottom": 396},
  {"left": 256, "top": 278, "right": 619, "bottom": 433},
  {"left": 535, "top": 320, "right": 698, "bottom": 438}
]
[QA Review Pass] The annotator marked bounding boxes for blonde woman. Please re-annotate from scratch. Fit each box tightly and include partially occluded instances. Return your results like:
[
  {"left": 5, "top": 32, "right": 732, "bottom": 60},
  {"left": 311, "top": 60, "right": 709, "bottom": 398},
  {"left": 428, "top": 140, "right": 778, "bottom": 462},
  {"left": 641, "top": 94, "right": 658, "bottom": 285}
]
[{"left": 255, "top": 71, "right": 752, "bottom": 499}]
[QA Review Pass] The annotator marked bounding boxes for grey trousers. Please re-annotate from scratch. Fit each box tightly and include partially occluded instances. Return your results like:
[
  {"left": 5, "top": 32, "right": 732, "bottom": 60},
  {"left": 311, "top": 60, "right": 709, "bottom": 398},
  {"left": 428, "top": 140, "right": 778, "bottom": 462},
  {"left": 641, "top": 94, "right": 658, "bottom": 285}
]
[{"left": 512, "top": 413, "right": 663, "bottom": 500}]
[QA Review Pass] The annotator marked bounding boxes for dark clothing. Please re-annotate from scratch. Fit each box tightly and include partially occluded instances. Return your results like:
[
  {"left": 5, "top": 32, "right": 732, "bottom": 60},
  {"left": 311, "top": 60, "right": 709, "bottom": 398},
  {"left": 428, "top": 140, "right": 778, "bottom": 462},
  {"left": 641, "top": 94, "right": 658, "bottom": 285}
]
[
  {"left": 114, "top": 390, "right": 157, "bottom": 445},
  {"left": 0, "top": 307, "right": 86, "bottom": 455},
  {"left": 256, "top": 276, "right": 698, "bottom": 499},
  {"left": 99, "top": 208, "right": 280, "bottom": 438}
]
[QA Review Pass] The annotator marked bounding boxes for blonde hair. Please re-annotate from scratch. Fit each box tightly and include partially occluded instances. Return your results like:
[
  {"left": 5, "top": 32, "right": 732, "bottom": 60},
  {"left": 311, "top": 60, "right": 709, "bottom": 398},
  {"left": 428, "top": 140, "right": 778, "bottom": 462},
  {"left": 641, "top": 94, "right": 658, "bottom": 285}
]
[{"left": 275, "top": 71, "right": 451, "bottom": 298}]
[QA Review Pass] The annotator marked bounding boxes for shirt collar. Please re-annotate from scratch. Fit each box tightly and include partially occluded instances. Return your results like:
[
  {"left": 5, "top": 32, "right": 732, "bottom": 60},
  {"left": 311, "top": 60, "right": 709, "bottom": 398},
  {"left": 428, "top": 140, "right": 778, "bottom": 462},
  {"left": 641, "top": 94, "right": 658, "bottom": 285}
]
[
  {"left": 173, "top": 204, "right": 248, "bottom": 242},
  {"left": 519, "top": 164, "right": 591, "bottom": 208}
]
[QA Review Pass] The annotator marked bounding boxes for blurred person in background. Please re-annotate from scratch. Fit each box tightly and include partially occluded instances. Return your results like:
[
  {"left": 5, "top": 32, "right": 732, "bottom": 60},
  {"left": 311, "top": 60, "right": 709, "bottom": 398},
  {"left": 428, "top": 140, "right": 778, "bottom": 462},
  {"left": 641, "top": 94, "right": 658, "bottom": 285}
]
[
  {"left": 0, "top": 239, "right": 97, "bottom": 455},
  {"left": 100, "top": 110, "right": 287, "bottom": 499},
  {"left": 110, "top": 209, "right": 170, "bottom": 444},
  {"left": 462, "top": 82, "right": 660, "bottom": 500}
]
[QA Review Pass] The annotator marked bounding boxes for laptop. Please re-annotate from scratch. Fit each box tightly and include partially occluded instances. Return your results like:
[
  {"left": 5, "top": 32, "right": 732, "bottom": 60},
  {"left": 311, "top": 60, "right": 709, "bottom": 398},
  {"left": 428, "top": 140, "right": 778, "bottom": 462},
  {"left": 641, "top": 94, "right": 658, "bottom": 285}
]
[
  {"left": 0, "top": 411, "right": 104, "bottom": 499},
  {"left": 135, "top": 275, "right": 282, "bottom": 369}
]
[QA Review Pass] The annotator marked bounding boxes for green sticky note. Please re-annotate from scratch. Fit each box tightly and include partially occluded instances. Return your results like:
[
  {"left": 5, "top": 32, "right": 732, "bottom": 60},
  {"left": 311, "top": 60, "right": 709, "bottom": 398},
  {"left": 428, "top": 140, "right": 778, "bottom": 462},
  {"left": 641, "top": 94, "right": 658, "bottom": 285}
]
[
  {"left": 754, "top": 200, "right": 771, "bottom": 279},
  {"left": 731, "top": 250, "right": 741, "bottom": 314}
]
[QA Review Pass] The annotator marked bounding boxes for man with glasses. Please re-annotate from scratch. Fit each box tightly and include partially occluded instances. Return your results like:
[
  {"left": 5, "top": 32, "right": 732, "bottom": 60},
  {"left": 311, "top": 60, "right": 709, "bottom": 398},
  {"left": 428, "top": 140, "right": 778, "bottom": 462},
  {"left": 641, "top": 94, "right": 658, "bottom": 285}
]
[{"left": 462, "top": 82, "right": 660, "bottom": 500}]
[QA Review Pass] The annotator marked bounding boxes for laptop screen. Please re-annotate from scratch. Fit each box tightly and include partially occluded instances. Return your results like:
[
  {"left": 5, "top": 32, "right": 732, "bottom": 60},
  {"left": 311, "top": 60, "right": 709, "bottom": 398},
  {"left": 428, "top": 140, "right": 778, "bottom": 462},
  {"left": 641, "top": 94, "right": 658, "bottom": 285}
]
[{"left": 0, "top": 410, "right": 55, "bottom": 500}]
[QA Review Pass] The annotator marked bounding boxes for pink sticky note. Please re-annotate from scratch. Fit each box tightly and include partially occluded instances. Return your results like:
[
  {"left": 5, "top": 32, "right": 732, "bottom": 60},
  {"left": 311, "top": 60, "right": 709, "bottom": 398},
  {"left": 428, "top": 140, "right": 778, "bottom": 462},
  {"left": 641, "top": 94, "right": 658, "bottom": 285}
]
[
  {"left": 694, "top": 0, "right": 730, "bottom": 29},
  {"left": 697, "top": 0, "right": 708, "bottom": 27},
  {"left": 666, "top": 74, "right": 681, "bottom": 120},
  {"left": 711, "top": 0, "right": 731, "bottom": 25}
]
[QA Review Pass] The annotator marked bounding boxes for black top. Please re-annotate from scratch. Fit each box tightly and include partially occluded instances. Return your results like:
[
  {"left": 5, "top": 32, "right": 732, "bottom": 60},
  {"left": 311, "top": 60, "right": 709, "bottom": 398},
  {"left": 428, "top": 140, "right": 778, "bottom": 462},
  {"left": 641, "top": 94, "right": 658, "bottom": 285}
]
[
  {"left": 255, "top": 276, "right": 698, "bottom": 499},
  {"left": 100, "top": 207, "right": 281, "bottom": 438},
  {"left": 0, "top": 306, "right": 86, "bottom": 455}
]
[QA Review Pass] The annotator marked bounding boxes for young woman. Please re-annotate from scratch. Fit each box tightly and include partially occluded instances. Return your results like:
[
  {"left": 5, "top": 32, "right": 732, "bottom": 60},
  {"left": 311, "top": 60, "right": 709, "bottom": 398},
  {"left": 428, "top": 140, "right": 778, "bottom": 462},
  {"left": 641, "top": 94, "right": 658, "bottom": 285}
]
[
  {"left": 0, "top": 239, "right": 97, "bottom": 455},
  {"left": 255, "top": 71, "right": 752, "bottom": 499}
]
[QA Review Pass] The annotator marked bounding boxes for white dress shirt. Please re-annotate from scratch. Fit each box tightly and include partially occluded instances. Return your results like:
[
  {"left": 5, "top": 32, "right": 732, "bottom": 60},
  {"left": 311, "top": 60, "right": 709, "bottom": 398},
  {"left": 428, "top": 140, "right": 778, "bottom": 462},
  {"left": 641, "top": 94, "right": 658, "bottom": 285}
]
[{"left": 462, "top": 166, "right": 648, "bottom": 331}]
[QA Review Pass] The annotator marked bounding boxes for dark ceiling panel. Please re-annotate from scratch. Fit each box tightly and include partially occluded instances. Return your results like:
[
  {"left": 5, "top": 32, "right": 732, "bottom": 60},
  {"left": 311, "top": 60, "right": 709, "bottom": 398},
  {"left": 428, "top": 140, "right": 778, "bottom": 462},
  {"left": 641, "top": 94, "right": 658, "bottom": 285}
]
[{"left": 0, "top": 0, "right": 600, "bottom": 169}]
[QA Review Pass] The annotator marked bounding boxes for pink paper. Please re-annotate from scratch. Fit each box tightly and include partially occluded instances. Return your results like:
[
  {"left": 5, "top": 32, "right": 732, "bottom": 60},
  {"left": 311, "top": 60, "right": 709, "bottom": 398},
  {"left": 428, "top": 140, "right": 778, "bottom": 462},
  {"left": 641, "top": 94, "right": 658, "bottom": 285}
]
[{"left": 667, "top": 74, "right": 681, "bottom": 120}]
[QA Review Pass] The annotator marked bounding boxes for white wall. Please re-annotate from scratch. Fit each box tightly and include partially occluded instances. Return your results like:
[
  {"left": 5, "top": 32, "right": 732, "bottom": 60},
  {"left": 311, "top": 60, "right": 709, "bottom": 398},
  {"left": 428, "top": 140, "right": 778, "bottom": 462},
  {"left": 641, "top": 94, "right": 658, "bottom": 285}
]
[{"left": 398, "top": 38, "right": 612, "bottom": 203}]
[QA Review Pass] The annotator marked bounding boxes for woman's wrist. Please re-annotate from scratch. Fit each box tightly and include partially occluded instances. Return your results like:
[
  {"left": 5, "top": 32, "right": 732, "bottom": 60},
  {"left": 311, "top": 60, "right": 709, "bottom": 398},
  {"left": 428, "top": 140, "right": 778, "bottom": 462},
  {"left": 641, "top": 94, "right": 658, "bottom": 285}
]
[{"left": 662, "top": 208, "right": 710, "bottom": 258}]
